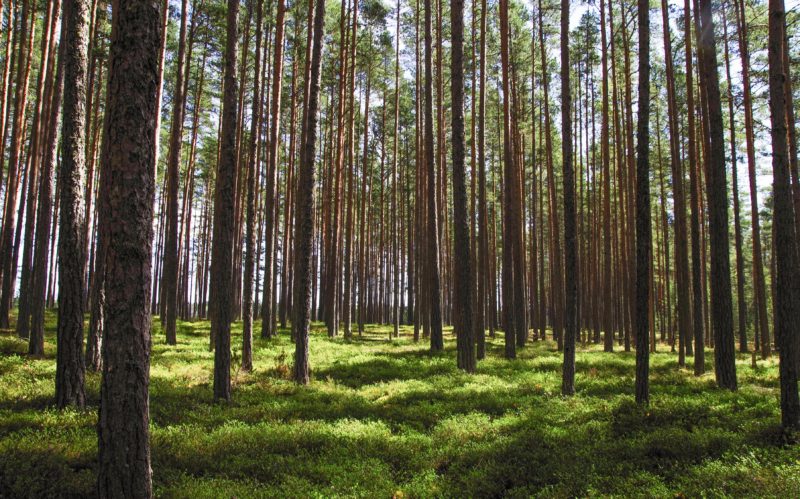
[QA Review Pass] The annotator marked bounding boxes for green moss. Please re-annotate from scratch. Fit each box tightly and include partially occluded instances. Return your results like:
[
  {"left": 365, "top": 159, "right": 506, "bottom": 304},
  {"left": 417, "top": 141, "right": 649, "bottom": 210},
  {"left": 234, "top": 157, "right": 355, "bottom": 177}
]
[{"left": 0, "top": 312, "right": 798, "bottom": 497}]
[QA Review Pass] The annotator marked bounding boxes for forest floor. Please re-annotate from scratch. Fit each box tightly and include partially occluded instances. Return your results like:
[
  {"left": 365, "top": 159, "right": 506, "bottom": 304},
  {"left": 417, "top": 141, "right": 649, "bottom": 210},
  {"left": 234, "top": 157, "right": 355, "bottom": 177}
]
[{"left": 0, "top": 313, "right": 799, "bottom": 498}]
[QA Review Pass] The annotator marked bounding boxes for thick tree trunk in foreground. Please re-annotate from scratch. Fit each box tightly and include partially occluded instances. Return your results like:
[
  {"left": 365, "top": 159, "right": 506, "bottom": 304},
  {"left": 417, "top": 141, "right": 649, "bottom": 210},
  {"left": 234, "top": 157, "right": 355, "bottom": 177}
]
[
  {"left": 97, "top": 0, "right": 161, "bottom": 496},
  {"left": 211, "top": 0, "right": 240, "bottom": 402},
  {"left": 55, "top": 0, "right": 90, "bottom": 410},
  {"left": 767, "top": 0, "right": 800, "bottom": 430}
]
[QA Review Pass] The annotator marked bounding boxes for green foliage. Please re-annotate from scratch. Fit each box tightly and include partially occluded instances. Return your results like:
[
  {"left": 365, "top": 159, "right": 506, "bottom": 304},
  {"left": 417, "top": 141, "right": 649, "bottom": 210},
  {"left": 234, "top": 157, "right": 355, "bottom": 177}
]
[{"left": 0, "top": 313, "right": 797, "bottom": 497}]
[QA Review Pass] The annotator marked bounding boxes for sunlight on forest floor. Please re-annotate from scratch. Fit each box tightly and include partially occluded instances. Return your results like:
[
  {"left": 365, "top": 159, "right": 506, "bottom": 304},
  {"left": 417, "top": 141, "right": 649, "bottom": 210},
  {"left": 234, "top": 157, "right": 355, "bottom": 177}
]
[{"left": 0, "top": 312, "right": 798, "bottom": 497}]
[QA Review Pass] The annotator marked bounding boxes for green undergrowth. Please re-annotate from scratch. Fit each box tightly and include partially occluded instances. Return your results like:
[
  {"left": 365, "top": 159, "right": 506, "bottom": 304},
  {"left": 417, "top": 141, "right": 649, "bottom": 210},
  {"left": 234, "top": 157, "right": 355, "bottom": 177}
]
[{"left": 0, "top": 311, "right": 798, "bottom": 497}]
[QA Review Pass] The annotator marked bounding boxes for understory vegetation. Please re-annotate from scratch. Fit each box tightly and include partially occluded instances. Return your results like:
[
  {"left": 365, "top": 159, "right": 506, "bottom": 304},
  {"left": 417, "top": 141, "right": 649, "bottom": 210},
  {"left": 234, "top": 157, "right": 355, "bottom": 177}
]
[{"left": 1, "top": 313, "right": 798, "bottom": 498}]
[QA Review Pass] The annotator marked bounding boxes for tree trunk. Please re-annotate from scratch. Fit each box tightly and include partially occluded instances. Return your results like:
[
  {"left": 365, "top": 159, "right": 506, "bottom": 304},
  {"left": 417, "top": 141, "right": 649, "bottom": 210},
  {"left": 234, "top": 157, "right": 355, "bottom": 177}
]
[
  {"left": 696, "top": 0, "right": 736, "bottom": 390},
  {"left": 767, "top": 0, "right": 800, "bottom": 430},
  {"left": 634, "top": 0, "right": 651, "bottom": 405},
  {"left": 260, "top": 0, "right": 286, "bottom": 340},
  {"left": 161, "top": 0, "right": 190, "bottom": 345},
  {"left": 55, "top": 0, "right": 90, "bottom": 410},
  {"left": 561, "top": 0, "right": 577, "bottom": 395},
  {"left": 424, "top": 0, "right": 443, "bottom": 351},
  {"left": 30, "top": 9, "right": 66, "bottom": 357},
  {"left": 0, "top": 0, "right": 33, "bottom": 328},
  {"left": 451, "top": 0, "right": 474, "bottom": 372},
  {"left": 733, "top": 0, "right": 771, "bottom": 358},
  {"left": 211, "top": 0, "right": 240, "bottom": 402},
  {"left": 242, "top": 0, "right": 264, "bottom": 371},
  {"left": 293, "top": 0, "right": 326, "bottom": 384},
  {"left": 96, "top": 0, "right": 161, "bottom": 495}
]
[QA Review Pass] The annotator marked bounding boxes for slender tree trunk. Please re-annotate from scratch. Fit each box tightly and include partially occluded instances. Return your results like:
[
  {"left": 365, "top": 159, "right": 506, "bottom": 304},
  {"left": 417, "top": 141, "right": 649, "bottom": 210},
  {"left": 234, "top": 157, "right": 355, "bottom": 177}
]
[
  {"left": 260, "top": 0, "right": 287, "bottom": 340},
  {"left": 561, "top": 0, "right": 577, "bottom": 395},
  {"left": 634, "top": 0, "right": 651, "bottom": 405},
  {"left": 30, "top": 12, "right": 66, "bottom": 357},
  {"left": 476, "top": 0, "right": 488, "bottom": 358},
  {"left": 424, "top": 0, "right": 443, "bottom": 351},
  {"left": 161, "top": 0, "right": 190, "bottom": 345},
  {"left": 451, "top": 0, "right": 474, "bottom": 372},
  {"left": 499, "top": 0, "right": 515, "bottom": 358},
  {"left": 211, "top": 0, "right": 240, "bottom": 402},
  {"left": 293, "top": 0, "right": 325, "bottom": 384},
  {"left": 0, "top": 0, "right": 33, "bottom": 328},
  {"left": 391, "top": 0, "right": 401, "bottom": 339},
  {"left": 16, "top": 0, "right": 57, "bottom": 340},
  {"left": 242, "top": 0, "right": 264, "bottom": 371},
  {"left": 733, "top": 0, "right": 770, "bottom": 358},
  {"left": 721, "top": 6, "right": 747, "bottom": 353}
]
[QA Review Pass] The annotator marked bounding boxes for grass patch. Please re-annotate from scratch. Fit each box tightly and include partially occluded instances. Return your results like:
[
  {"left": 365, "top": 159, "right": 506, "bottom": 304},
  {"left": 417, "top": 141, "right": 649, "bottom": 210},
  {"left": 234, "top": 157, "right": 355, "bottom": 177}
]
[{"left": 0, "top": 312, "right": 798, "bottom": 497}]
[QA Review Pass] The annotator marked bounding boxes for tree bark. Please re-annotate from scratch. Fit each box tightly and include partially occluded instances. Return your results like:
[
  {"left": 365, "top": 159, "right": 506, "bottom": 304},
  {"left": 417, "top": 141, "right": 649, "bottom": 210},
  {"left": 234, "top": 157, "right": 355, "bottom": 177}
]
[
  {"left": 561, "top": 0, "right": 577, "bottom": 395},
  {"left": 634, "top": 0, "right": 651, "bottom": 405},
  {"left": 55, "top": 0, "right": 90, "bottom": 410},
  {"left": 697, "top": 0, "right": 736, "bottom": 390},
  {"left": 767, "top": 0, "right": 800, "bottom": 430},
  {"left": 96, "top": 1, "right": 161, "bottom": 496},
  {"left": 260, "top": 0, "right": 287, "bottom": 340},
  {"left": 211, "top": 0, "right": 240, "bottom": 402},
  {"left": 451, "top": 0, "right": 474, "bottom": 372},
  {"left": 293, "top": 0, "right": 326, "bottom": 384},
  {"left": 161, "top": 0, "right": 190, "bottom": 345},
  {"left": 424, "top": 0, "right": 443, "bottom": 351}
]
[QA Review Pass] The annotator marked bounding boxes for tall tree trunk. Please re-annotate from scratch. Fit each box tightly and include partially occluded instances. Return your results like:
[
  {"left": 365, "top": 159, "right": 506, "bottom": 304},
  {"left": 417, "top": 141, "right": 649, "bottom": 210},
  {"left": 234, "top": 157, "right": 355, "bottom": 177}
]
[
  {"left": 260, "top": 0, "right": 287, "bottom": 340},
  {"left": 30, "top": 10, "right": 66, "bottom": 357},
  {"left": 697, "top": 0, "right": 736, "bottom": 390},
  {"left": 97, "top": 1, "right": 161, "bottom": 494},
  {"left": 242, "top": 0, "right": 264, "bottom": 371},
  {"left": 211, "top": 0, "right": 240, "bottom": 402},
  {"left": 561, "top": 0, "right": 577, "bottom": 395},
  {"left": 161, "top": 0, "right": 190, "bottom": 345},
  {"left": 55, "top": 0, "right": 90, "bottom": 410},
  {"left": 767, "top": 0, "right": 800, "bottom": 430},
  {"left": 721, "top": 5, "right": 747, "bottom": 353},
  {"left": 451, "top": 0, "right": 474, "bottom": 372},
  {"left": 500, "top": 0, "right": 516, "bottom": 359},
  {"left": 476, "top": 0, "right": 487, "bottom": 359},
  {"left": 16, "top": 0, "right": 58, "bottom": 340},
  {"left": 293, "top": 0, "right": 325, "bottom": 384},
  {"left": 661, "top": 0, "right": 692, "bottom": 365},
  {"left": 683, "top": 0, "right": 703, "bottom": 371},
  {"left": 391, "top": 0, "right": 401, "bottom": 339},
  {"left": 634, "top": 0, "right": 651, "bottom": 405},
  {"left": 601, "top": 0, "right": 615, "bottom": 353},
  {"left": 0, "top": 0, "right": 33, "bottom": 328},
  {"left": 733, "top": 0, "right": 770, "bottom": 358},
  {"left": 424, "top": 0, "right": 443, "bottom": 351}
]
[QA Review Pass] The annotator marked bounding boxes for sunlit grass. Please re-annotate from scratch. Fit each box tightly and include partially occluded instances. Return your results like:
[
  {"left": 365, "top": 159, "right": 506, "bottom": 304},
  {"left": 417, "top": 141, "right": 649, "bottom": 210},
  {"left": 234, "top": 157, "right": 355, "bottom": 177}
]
[{"left": 0, "top": 311, "right": 797, "bottom": 497}]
